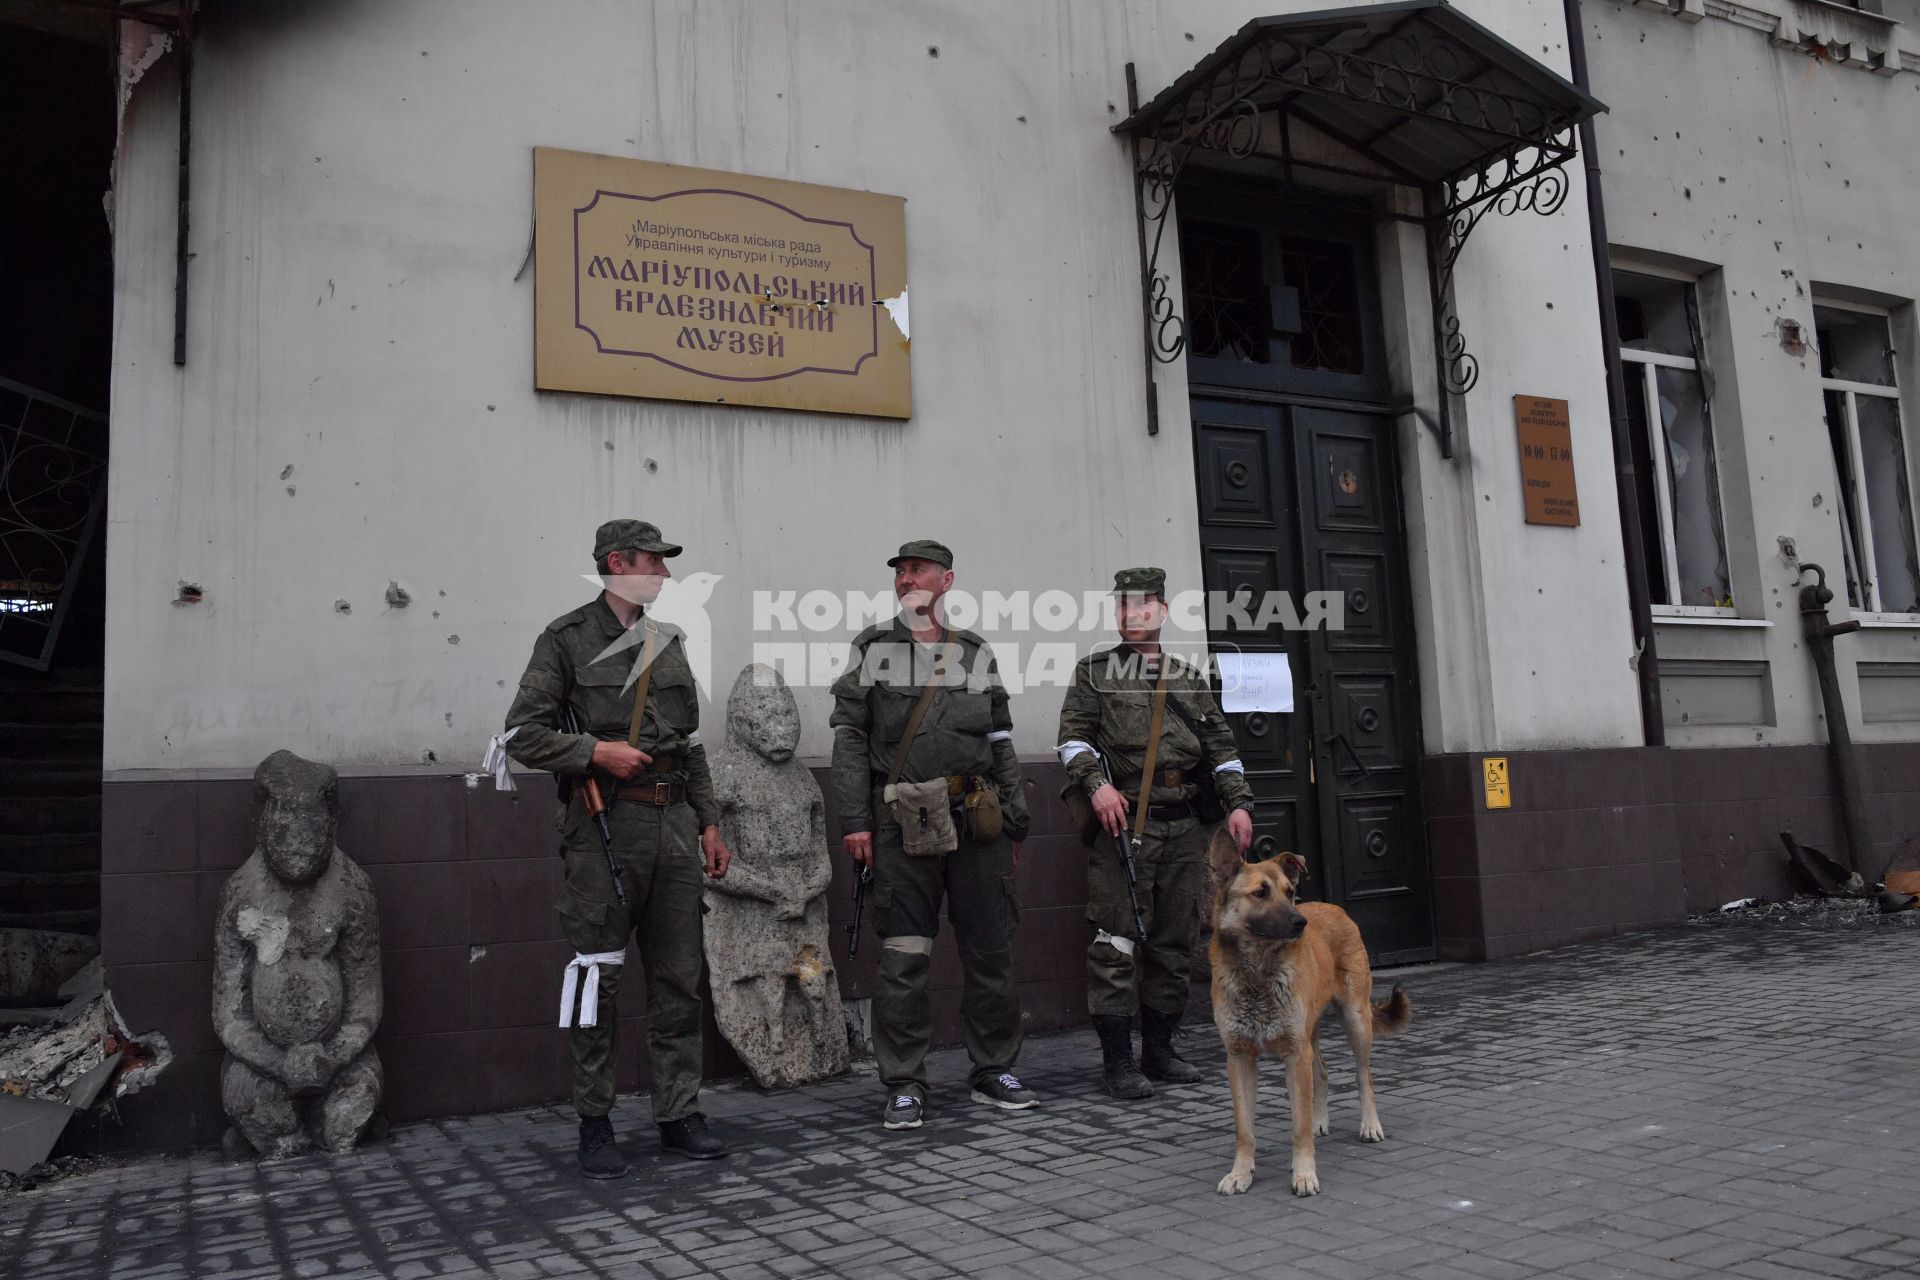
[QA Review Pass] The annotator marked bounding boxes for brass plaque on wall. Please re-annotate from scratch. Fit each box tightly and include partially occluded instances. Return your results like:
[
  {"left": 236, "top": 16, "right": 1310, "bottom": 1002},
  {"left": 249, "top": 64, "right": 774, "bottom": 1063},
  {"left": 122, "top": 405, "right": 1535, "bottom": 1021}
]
[
  {"left": 534, "top": 147, "right": 910, "bottom": 418},
  {"left": 1514, "top": 395, "right": 1580, "bottom": 527}
]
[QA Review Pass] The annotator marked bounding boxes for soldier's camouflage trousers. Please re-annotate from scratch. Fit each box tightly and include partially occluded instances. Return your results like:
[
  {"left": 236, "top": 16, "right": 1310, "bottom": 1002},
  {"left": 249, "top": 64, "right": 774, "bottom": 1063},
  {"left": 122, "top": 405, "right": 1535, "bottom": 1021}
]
[
  {"left": 868, "top": 820, "right": 1022, "bottom": 1100},
  {"left": 555, "top": 798, "right": 705, "bottom": 1122},
  {"left": 1086, "top": 816, "right": 1209, "bottom": 1018}
]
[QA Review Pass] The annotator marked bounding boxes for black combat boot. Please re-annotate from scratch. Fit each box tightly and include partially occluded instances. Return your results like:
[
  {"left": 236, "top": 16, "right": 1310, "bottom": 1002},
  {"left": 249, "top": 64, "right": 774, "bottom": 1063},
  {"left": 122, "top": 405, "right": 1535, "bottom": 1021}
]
[
  {"left": 577, "top": 1115, "right": 628, "bottom": 1180},
  {"left": 1093, "top": 1014, "right": 1153, "bottom": 1099},
  {"left": 658, "top": 1111, "right": 728, "bottom": 1160},
  {"left": 1139, "top": 1006, "right": 1203, "bottom": 1084}
]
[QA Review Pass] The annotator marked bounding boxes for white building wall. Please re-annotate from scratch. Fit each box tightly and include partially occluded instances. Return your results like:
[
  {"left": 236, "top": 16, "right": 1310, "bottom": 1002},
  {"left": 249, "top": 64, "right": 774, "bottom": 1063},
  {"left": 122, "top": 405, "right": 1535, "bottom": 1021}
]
[
  {"left": 105, "top": 0, "right": 1645, "bottom": 772},
  {"left": 1587, "top": 0, "right": 1920, "bottom": 747}
]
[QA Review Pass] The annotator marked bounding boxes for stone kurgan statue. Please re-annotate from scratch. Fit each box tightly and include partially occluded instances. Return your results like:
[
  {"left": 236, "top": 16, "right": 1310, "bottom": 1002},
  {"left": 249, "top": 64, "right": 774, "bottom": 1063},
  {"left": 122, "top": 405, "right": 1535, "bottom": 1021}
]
[
  {"left": 212, "top": 751, "right": 384, "bottom": 1157},
  {"left": 703, "top": 664, "right": 850, "bottom": 1088}
]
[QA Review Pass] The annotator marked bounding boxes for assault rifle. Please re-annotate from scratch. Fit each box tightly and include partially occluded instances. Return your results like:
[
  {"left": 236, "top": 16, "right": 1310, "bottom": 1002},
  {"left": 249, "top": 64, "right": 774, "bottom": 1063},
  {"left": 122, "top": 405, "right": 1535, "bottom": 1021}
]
[
  {"left": 1094, "top": 749, "right": 1151, "bottom": 944},
  {"left": 845, "top": 863, "right": 873, "bottom": 960},
  {"left": 560, "top": 703, "right": 629, "bottom": 909}
]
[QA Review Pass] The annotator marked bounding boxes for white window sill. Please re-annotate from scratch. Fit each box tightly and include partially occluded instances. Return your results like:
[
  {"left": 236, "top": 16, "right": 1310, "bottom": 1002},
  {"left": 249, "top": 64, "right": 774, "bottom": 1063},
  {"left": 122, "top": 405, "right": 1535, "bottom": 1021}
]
[
  {"left": 1651, "top": 613, "right": 1772, "bottom": 628},
  {"left": 1795, "top": 0, "right": 1899, "bottom": 29},
  {"left": 1853, "top": 613, "right": 1920, "bottom": 628}
]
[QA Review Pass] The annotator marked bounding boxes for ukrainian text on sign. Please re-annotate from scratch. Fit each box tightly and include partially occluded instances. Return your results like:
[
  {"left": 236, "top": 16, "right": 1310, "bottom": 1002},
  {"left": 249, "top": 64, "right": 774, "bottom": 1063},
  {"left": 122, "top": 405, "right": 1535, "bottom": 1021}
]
[{"left": 534, "top": 148, "right": 910, "bottom": 418}]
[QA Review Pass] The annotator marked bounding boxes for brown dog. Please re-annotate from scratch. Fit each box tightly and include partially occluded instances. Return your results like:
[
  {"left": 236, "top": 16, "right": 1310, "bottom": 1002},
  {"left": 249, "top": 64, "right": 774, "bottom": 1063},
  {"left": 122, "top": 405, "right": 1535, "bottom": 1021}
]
[{"left": 1208, "top": 829, "right": 1411, "bottom": 1196}]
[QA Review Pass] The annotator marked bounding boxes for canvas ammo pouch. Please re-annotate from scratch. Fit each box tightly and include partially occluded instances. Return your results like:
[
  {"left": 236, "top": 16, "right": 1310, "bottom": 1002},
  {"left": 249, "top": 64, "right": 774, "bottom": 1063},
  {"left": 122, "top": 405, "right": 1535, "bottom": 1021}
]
[
  {"left": 885, "top": 777, "right": 959, "bottom": 856},
  {"left": 961, "top": 777, "right": 1003, "bottom": 844},
  {"left": 882, "top": 661, "right": 957, "bottom": 856}
]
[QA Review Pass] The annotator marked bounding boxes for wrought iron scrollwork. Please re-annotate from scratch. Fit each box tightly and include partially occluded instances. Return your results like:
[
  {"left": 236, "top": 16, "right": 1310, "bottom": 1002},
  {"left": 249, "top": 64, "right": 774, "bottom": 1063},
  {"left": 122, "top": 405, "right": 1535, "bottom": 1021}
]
[
  {"left": 1132, "top": 96, "right": 1264, "bottom": 366},
  {"left": 1120, "top": 14, "right": 1597, "bottom": 439},
  {"left": 1428, "top": 132, "right": 1578, "bottom": 396}
]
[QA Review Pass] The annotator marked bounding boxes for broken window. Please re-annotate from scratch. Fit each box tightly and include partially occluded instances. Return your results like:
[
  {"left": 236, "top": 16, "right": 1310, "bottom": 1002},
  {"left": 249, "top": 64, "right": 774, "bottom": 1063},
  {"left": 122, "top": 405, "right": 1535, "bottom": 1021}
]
[
  {"left": 1614, "top": 270, "right": 1733, "bottom": 612},
  {"left": 1817, "top": 303, "right": 1918, "bottom": 616}
]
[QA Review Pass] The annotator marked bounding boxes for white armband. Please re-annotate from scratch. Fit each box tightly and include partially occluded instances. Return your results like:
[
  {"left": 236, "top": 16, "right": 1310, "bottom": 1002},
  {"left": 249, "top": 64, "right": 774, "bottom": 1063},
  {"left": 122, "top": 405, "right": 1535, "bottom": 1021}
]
[
  {"left": 1056, "top": 739, "right": 1096, "bottom": 765},
  {"left": 1214, "top": 759, "right": 1246, "bottom": 775}
]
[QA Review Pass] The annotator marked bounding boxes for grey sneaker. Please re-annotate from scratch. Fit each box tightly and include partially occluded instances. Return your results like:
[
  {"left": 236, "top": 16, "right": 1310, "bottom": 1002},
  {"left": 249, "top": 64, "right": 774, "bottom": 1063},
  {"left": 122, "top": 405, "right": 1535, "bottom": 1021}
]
[
  {"left": 970, "top": 1072, "right": 1038, "bottom": 1111},
  {"left": 882, "top": 1093, "right": 924, "bottom": 1130}
]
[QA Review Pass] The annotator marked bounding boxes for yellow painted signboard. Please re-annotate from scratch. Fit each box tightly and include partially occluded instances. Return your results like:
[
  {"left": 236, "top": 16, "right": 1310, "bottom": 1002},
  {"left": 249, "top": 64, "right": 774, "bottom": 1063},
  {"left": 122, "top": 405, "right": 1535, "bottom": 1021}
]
[
  {"left": 1482, "top": 756, "right": 1511, "bottom": 810},
  {"left": 534, "top": 147, "right": 910, "bottom": 419}
]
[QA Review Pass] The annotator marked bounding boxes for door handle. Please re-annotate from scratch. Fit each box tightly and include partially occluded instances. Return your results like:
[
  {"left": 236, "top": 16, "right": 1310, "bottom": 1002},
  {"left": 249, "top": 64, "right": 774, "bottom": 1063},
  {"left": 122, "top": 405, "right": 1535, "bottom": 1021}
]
[{"left": 1326, "top": 732, "right": 1372, "bottom": 779}]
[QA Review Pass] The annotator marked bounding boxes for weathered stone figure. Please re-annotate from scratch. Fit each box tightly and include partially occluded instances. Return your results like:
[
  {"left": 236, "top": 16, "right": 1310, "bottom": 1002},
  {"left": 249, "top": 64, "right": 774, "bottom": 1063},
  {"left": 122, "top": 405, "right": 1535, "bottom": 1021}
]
[
  {"left": 212, "top": 751, "right": 383, "bottom": 1157},
  {"left": 704, "top": 664, "right": 850, "bottom": 1088}
]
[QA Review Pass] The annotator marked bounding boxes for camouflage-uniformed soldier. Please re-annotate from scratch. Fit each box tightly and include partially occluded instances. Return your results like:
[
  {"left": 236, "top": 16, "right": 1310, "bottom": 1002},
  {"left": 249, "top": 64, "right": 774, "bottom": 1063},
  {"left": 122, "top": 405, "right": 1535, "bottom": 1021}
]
[
  {"left": 1056, "top": 566, "right": 1254, "bottom": 1099},
  {"left": 503, "top": 519, "right": 734, "bottom": 1180},
  {"left": 830, "top": 539, "right": 1035, "bottom": 1130}
]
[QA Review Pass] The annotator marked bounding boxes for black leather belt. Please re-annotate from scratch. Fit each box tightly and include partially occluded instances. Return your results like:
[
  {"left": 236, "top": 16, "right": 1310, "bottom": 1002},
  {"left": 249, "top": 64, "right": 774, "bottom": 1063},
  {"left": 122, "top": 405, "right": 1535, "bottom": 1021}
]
[
  {"left": 1116, "top": 767, "right": 1187, "bottom": 791},
  {"left": 614, "top": 777, "right": 687, "bottom": 806},
  {"left": 1145, "top": 802, "right": 1194, "bottom": 822}
]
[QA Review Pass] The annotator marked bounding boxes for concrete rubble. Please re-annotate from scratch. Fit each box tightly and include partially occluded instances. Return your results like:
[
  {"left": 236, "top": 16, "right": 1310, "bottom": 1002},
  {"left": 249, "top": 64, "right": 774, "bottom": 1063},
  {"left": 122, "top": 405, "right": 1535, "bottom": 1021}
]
[{"left": 0, "top": 960, "right": 172, "bottom": 1176}]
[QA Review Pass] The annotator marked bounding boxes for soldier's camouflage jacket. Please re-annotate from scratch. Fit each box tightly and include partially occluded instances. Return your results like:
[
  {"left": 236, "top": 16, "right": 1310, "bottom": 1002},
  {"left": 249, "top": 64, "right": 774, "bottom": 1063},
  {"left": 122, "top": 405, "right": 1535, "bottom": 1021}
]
[
  {"left": 829, "top": 619, "right": 1029, "bottom": 841},
  {"left": 1056, "top": 645, "right": 1255, "bottom": 810},
  {"left": 502, "top": 598, "right": 719, "bottom": 829}
]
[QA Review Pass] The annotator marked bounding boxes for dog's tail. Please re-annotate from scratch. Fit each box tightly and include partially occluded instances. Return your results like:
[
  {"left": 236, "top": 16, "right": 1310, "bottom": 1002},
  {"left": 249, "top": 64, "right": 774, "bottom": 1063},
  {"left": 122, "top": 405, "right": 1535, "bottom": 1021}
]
[{"left": 1371, "top": 984, "right": 1412, "bottom": 1038}]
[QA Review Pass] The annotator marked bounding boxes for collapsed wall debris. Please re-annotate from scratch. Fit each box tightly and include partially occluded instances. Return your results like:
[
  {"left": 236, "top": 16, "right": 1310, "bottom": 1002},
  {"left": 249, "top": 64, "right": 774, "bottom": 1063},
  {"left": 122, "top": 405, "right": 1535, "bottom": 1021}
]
[{"left": 0, "top": 960, "right": 172, "bottom": 1175}]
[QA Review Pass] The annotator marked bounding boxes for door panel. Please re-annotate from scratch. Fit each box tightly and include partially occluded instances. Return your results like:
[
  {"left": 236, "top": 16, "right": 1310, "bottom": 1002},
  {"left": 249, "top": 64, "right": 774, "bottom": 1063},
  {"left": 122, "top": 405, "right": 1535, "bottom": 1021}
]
[
  {"left": 1182, "top": 191, "right": 1432, "bottom": 964},
  {"left": 1192, "top": 399, "right": 1318, "bottom": 879},
  {"left": 1295, "top": 406, "right": 1432, "bottom": 964}
]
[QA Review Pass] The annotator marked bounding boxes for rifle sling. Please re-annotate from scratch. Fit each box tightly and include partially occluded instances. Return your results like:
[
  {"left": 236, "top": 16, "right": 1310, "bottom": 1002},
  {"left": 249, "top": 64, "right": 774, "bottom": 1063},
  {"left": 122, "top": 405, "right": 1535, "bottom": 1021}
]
[
  {"left": 625, "top": 620, "right": 659, "bottom": 749},
  {"left": 885, "top": 636, "right": 947, "bottom": 789},
  {"left": 1130, "top": 661, "right": 1170, "bottom": 844}
]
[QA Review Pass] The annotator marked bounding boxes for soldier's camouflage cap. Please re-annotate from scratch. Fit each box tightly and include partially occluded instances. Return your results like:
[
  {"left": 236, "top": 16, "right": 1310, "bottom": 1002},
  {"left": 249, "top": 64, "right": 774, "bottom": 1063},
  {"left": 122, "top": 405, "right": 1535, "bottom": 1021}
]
[
  {"left": 887, "top": 539, "right": 954, "bottom": 570},
  {"left": 593, "top": 519, "right": 682, "bottom": 560},
  {"left": 1112, "top": 566, "right": 1167, "bottom": 597}
]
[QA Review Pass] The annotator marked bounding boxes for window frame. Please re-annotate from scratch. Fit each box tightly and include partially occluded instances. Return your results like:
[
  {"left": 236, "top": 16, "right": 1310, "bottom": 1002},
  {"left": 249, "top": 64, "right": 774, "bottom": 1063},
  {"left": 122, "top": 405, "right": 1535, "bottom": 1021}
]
[
  {"left": 1816, "top": 297, "right": 1919, "bottom": 621},
  {"left": 1613, "top": 264, "right": 1736, "bottom": 619}
]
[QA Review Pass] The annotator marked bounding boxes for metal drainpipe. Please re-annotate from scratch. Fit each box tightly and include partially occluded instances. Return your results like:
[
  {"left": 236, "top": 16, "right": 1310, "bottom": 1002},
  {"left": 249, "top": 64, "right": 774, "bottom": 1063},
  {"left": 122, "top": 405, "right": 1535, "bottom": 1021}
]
[
  {"left": 1563, "top": 0, "right": 1665, "bottom": 747},
  {"left": 1797, "top": 564, "right": 1873, "bottom": 876}
]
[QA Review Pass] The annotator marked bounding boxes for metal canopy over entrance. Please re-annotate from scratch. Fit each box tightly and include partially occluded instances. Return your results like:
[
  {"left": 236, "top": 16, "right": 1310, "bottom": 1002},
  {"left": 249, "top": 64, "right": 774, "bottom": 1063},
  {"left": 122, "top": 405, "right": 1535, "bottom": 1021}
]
[{"left": 1114, "top": 0, "right": 1606, "bottom": 451}]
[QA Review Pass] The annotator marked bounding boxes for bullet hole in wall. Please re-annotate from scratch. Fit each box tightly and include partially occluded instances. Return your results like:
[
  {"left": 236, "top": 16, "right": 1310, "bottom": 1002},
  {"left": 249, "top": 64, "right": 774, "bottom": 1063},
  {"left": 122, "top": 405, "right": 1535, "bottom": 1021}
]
[
  {"left": 175, "top": 582, "right": 203, "bottom": 606},
  {"left": 334, "top": 599, "right": 351, "bottom": 615},
  {"left": 387, "top": 581, "right": 412, "bottom": 608}
]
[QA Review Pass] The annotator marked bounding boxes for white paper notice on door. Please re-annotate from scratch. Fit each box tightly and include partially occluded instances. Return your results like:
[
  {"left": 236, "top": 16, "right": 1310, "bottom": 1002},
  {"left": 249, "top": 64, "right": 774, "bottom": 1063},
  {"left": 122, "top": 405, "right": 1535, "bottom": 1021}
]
[{"left": 1217, "top": 651, "right": 1294, "bottom": 714}]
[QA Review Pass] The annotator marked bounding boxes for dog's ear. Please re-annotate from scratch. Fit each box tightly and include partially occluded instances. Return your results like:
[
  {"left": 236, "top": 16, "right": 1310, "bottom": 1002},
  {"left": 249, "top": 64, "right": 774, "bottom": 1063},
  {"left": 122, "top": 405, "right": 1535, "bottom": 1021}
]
[
  {"left": 1279, "top": 851, "right": 1308, "bottom": 885},
  {"left": 1208, "top": 825, "right": 1245, "bottom": 888}
]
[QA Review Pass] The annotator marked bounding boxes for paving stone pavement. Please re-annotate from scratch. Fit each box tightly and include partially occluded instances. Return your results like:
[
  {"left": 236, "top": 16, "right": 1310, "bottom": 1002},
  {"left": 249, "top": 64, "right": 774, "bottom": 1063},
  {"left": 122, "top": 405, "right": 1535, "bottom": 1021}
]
[{"left": 6, "top": 922, "right": 1919, "bottom": 1280}]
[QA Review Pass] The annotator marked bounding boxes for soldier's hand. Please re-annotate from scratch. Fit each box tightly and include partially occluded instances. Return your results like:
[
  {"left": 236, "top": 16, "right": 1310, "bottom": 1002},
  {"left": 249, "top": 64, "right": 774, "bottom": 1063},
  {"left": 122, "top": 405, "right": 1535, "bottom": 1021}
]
[
  {"left": 590, "top": 740, "right": 652, "bottom": 779},
  {"left": 1091, "top": 783, "right": 1131, "bottom": 836},
  {"left": 1227, "top": 807, "right": 1254, "bottom": 852},
  {"left": 701, "top": 826, "right": 732, "bottom": 879},
  {"left": 843, "top": 831, "right": 874, "bottom": 867}
]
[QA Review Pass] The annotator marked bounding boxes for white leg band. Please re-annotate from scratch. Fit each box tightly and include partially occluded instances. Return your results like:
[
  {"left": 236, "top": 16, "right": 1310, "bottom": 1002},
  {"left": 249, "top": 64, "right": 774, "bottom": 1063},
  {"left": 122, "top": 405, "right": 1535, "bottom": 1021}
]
[
  {"left": 883, "top": 935, "right": 934, "bottom": 956},
  {"left": 1094, "top": 929, "right": 1137, "bottom": 957},
  {"left": 559, "top": 950, "right": 628, "bottom": 1028}
]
